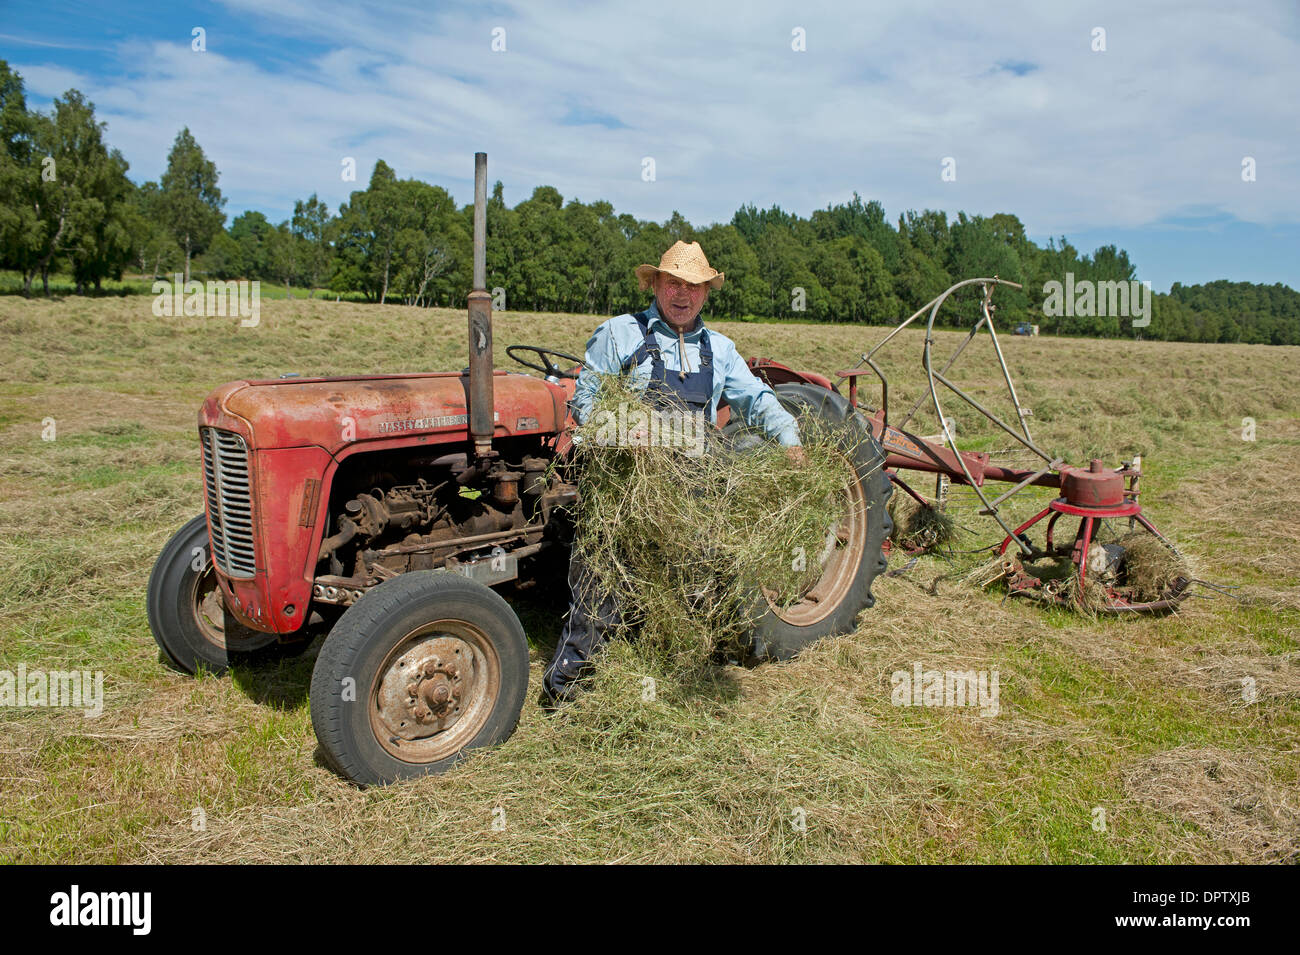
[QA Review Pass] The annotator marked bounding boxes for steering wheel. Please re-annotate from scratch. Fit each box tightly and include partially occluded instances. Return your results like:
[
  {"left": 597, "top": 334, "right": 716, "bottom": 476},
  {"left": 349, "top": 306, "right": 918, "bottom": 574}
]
[{"left": 506, "top": 345, "right": 584, "bottom": 380}]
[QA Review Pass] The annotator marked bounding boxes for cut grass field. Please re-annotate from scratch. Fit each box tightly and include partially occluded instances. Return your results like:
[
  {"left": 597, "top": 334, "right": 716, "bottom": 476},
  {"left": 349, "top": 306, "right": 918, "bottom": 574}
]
[{"left": 1, "top": 294, "right": 1297, "bottom": 863}]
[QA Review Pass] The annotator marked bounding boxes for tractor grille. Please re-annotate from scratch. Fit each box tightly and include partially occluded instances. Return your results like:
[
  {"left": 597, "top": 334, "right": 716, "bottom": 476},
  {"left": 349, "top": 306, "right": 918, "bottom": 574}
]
[{"left": 200, "top": 427, "right": 257, "bottom": 578}]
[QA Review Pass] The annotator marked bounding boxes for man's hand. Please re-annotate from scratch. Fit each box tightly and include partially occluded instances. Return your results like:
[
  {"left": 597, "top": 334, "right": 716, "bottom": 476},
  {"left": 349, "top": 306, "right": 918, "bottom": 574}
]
[{"left": 785, "top": 445, "right": 807, "bottom": 468}]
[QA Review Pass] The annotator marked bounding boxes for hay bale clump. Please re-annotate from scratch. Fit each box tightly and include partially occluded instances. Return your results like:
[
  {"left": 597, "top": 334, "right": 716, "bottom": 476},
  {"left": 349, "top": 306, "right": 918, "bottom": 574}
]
[
  {"left": 1065, "top": 566, "right": 1109, "bottom": 615},
  {"left": 888, "top": 491, "right": 956, "bottom": 552},
  {"left": 1118, "top": 530, "right": 1191, "bottom": 602},
  {"left": 569, "top": 375, "right": 862, "bottom": 671}
]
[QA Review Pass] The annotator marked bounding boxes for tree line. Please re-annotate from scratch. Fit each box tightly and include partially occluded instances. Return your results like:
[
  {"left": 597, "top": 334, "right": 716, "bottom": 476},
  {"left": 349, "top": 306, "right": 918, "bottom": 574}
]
[{"left": 2, "top": 61, "right": 1297, "bottom": 345}]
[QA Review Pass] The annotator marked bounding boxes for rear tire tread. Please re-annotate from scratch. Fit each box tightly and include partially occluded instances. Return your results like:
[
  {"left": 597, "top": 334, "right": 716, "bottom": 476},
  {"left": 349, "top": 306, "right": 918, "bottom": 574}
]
[{"left": 744, "top": 383, "right": 893, "bottom": 661}]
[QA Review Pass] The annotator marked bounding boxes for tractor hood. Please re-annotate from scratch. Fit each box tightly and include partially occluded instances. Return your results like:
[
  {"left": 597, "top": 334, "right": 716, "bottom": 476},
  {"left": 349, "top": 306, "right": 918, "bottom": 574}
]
[{"left": 199, "top": 371, "right": 570, "bottom": 454}]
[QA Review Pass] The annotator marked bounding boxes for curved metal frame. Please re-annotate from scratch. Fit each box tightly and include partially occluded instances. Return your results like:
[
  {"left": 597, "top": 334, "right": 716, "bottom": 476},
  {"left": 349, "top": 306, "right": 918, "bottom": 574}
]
[
  {"left": 865, "top": 277, "right": 1053, "bottom": 554},
  {"left": 856, "top": 276, "right": 1188, "bottom": 610}
]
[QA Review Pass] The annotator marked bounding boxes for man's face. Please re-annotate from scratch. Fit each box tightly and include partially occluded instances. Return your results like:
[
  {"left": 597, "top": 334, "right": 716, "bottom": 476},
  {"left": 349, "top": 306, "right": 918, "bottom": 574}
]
[{"left": 653, "top": 273, "right": 710, "bottom": 329}]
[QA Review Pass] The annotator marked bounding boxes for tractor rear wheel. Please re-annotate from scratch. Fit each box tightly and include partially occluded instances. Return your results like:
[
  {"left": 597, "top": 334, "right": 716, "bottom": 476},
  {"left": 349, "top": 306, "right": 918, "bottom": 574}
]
[
  {"left": 309, "top": 571, "right": 529, "bottom": 786},
  {"left": 147, "top": 514, "right": 298, "bottom": 675},
  {"left": 735, "top": 383, "right": 892, "bottom": 661}
]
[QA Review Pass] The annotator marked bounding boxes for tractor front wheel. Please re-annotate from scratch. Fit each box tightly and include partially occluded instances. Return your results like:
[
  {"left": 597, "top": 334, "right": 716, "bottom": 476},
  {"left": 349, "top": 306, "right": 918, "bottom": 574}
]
[{"left": 309, "top": 572, "right": 530, "bottom": 786}]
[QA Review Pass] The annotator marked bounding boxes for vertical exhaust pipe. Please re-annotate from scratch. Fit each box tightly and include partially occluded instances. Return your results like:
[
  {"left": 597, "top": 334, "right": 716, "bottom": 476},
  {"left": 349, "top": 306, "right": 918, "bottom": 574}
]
[{"left": 468, "top": 151, "right": 494, "bottom": 459}]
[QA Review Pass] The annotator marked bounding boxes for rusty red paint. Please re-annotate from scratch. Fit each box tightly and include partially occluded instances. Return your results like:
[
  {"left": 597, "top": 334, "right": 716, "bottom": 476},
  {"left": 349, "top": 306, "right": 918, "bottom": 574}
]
[
  {"left": 747, "top": 357, "right": 838, "bottom": 393},
  {"left": 1059, "top": 459, "right": 1126, "bottom": 508},
  {"left": 200, "top": 370, "right": 573, "bottom": 634},
  {"left": 206, "top": 371, "right": 567, "bottom": 453}
]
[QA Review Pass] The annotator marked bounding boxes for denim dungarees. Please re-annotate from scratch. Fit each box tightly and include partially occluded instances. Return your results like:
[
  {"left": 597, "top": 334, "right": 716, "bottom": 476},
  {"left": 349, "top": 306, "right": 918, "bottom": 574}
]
[{"left": 621, "top": 311, "right": 714, "bottom": 413}]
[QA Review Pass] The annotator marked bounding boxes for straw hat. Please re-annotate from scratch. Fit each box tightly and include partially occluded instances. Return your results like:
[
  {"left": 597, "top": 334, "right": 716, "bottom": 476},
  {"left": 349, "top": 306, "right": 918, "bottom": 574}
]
[{"left": 634, "top": 240, "right": 725, "bottom": 291}]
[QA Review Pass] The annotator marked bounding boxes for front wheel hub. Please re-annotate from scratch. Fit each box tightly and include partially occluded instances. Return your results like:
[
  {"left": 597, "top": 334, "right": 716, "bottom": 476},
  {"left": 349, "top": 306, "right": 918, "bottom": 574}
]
[
  {"left": 377, "top": 636, "right": 474, "bottom": 741},
  {"left": 409, "top": 658, "right": 462, "bottom": 726},
  {"left": 369, "top": 623, "right": 501, "bottom": 764}
]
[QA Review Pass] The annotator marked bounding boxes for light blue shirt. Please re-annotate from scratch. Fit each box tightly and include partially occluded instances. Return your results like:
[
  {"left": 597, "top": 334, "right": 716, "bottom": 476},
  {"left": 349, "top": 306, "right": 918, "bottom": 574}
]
[{"left": 570, "top": 300, "right": 802, "bottom": 446}]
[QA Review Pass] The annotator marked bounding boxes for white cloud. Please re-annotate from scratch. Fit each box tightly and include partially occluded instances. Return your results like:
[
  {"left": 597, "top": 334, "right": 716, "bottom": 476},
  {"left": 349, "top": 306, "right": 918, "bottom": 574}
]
[{"left": 11, "top": 0, "right": 1299, "bottom": 239}]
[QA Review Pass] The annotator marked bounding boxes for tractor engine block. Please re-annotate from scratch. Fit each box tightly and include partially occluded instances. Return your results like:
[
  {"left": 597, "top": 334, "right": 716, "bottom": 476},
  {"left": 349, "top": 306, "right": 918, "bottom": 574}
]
[{"left": 312, "top": 449, "right": 573, "bottom": 606}]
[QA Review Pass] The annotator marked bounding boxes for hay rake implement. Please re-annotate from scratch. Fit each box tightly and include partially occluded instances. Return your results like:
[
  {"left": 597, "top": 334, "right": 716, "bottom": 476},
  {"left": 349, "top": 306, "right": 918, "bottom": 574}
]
[{"left": 836, "top": 277, "right": 1190, "bottom": 613}]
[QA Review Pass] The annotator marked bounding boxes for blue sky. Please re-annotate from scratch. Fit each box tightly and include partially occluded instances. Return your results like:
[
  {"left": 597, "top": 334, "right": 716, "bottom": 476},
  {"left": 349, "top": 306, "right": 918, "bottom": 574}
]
[{"left": 2, "top": 0, "right": 1298, "bottom": 293}]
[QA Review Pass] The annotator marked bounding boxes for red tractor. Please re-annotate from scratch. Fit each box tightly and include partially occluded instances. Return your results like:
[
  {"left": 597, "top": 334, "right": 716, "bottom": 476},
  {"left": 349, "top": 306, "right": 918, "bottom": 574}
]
[{"left": 146, "top": 154, "right": 893, "bottom": 785}]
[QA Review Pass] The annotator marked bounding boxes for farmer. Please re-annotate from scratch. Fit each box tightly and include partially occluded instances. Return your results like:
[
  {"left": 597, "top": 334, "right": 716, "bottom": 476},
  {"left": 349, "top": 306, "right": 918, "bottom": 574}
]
[{"left": 541, "top": 240, "right": 806, "bottom": 705}]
